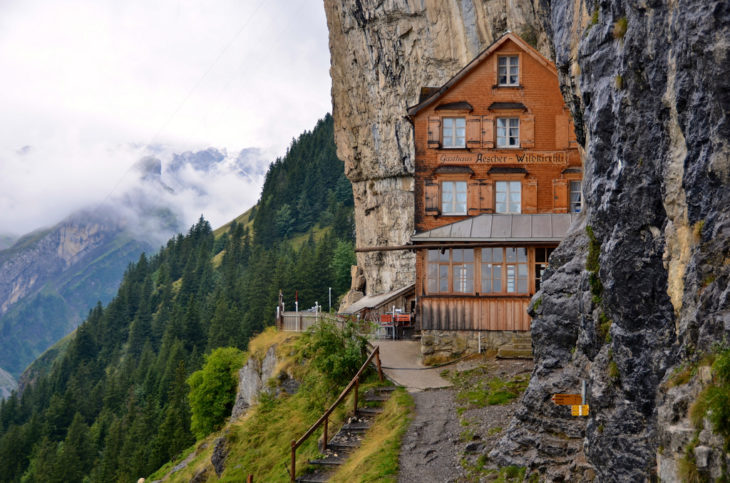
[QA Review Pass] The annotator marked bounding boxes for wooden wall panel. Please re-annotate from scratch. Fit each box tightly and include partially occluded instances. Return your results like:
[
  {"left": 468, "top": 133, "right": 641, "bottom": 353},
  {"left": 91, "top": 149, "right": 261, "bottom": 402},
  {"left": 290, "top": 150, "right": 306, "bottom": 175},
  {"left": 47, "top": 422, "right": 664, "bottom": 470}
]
[{"left": 420, "top": 297, "right": 531, "bottom": 331}]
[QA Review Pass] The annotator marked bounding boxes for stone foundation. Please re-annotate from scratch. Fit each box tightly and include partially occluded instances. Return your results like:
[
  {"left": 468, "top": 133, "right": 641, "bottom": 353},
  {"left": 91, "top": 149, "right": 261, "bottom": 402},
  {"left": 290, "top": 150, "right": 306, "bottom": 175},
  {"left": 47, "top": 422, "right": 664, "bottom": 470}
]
[{"left": 420, "top": 330, "right": 520, "bottom": 360}]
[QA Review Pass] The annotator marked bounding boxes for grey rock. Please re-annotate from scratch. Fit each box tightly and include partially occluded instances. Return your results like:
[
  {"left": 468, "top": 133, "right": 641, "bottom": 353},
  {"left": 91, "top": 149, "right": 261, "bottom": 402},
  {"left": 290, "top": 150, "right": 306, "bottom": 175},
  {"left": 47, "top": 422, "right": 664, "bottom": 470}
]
[
  {"left": 694, "top": 445, "right": 711, "bottom": 468},
  {"left": 211, "top": 437, "right": 228, "bottom": 477}
]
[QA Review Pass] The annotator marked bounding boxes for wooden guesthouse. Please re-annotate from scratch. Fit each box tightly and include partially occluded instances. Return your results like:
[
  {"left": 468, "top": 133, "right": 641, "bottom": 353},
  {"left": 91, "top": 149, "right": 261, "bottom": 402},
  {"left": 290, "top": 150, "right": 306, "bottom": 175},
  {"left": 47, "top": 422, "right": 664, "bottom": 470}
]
[{"left": 406, "top": 32, "right": 582, "bottom": 355}]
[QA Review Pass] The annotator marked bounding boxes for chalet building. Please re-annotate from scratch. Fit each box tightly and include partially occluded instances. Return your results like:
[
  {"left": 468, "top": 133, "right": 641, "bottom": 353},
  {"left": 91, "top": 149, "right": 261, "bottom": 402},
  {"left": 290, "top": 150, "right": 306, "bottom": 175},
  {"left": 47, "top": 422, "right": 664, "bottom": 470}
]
[{"left": 406, "top": 32, "right": 582, "bottom": 357}]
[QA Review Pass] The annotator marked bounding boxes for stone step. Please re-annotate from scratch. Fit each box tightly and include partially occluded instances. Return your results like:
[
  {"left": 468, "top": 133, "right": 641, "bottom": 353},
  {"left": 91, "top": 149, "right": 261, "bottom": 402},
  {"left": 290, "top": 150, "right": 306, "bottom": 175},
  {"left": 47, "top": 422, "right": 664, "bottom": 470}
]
[
  {"left": 308, "top": 455, "right": 346, "bottom": 466},
  {"left": 327, "top": 441, "right": 359, "bottom": 452},
  {"left": 364, "top": 394, "right": 389, "bottom": 402},
  {"left": 357, "top": 407, "right": 383, "bottom": 415},
  {"left": 341, "top": 422, "right": 370, "bottom": 433},
  {"left": 375, "top": 386, "right": 397, "bottom": 392},
  {"left": 297, "top": 473, "right": 330, "bottom": 483}
]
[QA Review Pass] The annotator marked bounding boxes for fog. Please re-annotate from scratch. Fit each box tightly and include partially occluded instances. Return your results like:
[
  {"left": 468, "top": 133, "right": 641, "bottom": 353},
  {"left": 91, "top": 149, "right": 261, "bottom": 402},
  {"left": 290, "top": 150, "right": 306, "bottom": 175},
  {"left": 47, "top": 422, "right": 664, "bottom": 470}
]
[{"left": 0, "top": 0, "right": 331, "bottom": 237}]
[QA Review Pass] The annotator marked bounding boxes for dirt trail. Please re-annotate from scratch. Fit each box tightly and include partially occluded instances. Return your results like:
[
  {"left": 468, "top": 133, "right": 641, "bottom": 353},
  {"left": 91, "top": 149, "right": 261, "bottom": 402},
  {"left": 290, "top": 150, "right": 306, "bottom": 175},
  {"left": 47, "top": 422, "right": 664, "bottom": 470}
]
[{"left": 376, "top": 341, "right": 533, "bottom": 482}]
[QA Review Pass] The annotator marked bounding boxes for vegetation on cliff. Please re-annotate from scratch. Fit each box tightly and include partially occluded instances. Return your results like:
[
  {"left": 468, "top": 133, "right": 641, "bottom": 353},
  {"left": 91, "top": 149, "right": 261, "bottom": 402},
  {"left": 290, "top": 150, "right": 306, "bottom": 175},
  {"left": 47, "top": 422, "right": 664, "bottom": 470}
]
[{"left": 0, "top": 114, "right": 356, "bottom": 482}]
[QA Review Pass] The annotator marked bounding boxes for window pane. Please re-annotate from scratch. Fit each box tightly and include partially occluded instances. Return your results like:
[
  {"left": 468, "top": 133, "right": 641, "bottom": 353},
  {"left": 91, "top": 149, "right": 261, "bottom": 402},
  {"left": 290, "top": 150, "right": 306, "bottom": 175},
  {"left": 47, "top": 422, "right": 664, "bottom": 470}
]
[
  {"left": 482, "top": 265, "right": 492, "bottom": 293},
  {"left": 464, "top": 249, "right": 474, "bottom": 262},
  {"left": 517, "top": 277, "right": 527, "bottom": 293},
  {"left": 482, "top": 248, "right": 492, "bottom": 263},
  {"left": 493, "top": 265, "right": 502, "bottom": 292},
  {"left": 428, "top": 249, "right": 440, "bottom": 261},
  {"left": 506, "top": 265, "right": 516, "bottom": 292},
  {"left": 439, "top": 250, "right": 449, "bottom": 262},
  {"left": 506, "top": 248, "right": 516, "bottom": 262},
  {"left": 535, "top": 247, "right": 545, "bottom": 263},
  {"left": 427, "top": 263, "right": 438, "bottom": 293},
  {"left": 517, "top": 247, "right": 527, "bottom": 262},
  {"left": 454, "top": 264, "right": 473, "bottom": 293},
  {"left": 453, "top": 249, "right": 463, "bottom": 263},
  {"left": 439, "top": 265, "right": 448, "bottom": 292},
  {"left": 493, "top": 247, "right": 503, "bottom": 262}
]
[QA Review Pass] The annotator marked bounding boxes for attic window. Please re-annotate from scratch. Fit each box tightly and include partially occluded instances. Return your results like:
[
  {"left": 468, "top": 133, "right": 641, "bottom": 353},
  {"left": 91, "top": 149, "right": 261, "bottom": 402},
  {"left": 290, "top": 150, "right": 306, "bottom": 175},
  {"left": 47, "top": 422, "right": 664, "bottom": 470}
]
[
  {"left": 498, "top": 56, "right": 519, "bottom": 86},
  {"left": 442, "top": 117, "right": 466, "bottom": 148}
]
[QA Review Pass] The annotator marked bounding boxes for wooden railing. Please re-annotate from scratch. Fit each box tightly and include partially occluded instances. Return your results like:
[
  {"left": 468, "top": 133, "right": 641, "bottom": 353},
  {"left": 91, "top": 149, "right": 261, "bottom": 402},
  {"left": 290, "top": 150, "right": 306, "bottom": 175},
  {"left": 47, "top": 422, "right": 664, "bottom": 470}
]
[{"left": 289, "top": 346, "right": 384, "bottom": 481}]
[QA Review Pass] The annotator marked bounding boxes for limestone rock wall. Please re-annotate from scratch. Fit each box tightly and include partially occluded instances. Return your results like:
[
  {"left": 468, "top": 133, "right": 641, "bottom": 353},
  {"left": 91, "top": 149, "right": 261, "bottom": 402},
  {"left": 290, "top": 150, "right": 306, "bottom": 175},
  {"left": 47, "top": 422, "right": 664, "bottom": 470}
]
[
  {"left": 487, "top": 1, "right": 730, "bottom": 480},
  {"left": 326, "top": 0, "right": 730, "bottom": 479},
  {"left": 324, "top": 0, "right": 550, "bottom": 294}
]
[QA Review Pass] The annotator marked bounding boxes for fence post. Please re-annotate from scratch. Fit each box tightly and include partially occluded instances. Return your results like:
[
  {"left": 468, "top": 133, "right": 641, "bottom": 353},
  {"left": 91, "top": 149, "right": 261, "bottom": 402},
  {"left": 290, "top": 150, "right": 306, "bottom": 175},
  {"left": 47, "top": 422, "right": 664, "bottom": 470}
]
[
  {"left": 323, "top": 416, "right": 328, "bottom": 451},
  {"left": 247, "top": 475, "right": 253, "bottom": 483},
  {"left": 354, "top": 376, "right": 359, "bottom": 414},
  {"left": 375, "top": 347, "right": 383, "bottom": 381},
  {"left": 291, "top": 440, "right": 296, "bottom": 482}
]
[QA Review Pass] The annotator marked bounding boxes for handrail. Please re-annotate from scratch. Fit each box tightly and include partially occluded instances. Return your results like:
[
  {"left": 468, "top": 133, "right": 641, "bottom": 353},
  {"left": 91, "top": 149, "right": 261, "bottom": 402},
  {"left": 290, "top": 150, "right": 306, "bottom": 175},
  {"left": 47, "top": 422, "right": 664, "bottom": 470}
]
[{"left": 289, "top": 345, "right": 384, "bottom": 481}]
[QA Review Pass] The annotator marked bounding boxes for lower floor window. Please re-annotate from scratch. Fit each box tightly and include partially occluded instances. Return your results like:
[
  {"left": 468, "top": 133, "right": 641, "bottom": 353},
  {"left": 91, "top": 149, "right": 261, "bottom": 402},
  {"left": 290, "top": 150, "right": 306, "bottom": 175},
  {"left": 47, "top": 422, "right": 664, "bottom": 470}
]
[
  {"left": 426, "top": 246, "right": 547, "bottom": 295},
  {"left": 427, "top": 248, "right": 474, "bottom": 293}
]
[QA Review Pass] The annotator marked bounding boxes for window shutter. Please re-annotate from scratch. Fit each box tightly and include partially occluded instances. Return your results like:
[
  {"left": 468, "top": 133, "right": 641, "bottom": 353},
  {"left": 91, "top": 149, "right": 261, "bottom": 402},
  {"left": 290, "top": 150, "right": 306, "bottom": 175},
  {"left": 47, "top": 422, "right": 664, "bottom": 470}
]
[
  {"left": 555, "top": 113, "right": 570, "bottom": 149},
  {"left": 428, "top": 117, "right": 441, "bottom": 148},
  {"left": 467, "top": 180, "right": 481, "bottom": 215},
  {"left": 521, "top": 114, "right": 535, "bottom": 148},
  {"left": 480, "top": 180, "right": 494, "bottom": 213},
  {"left": 466, "top": 116, "right": 481, "bottom": 147},
  {"left": 482, "top": 116, "right": 494, "bottom": 148},
  {"left": 424, "top": 180, "right": 440, "bottom": 214},
  {"left": 552, "top": 178, "right": 568, "bottom": 213},
  {"left": 523, "top": 178, "right": 538, "bottom": 213}
]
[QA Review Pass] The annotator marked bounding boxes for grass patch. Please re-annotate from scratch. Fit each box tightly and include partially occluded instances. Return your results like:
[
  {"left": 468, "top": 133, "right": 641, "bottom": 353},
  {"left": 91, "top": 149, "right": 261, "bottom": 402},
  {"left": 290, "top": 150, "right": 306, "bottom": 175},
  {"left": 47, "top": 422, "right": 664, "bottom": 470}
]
[
  {"left": 688, "top": 348, "right": 730, "bottom": 450},
  {"left": 615, "top": 74, "right": 623, "bottom": 89},
  {"left": 330, "top": 388, "right": 414, "bottom": 482},
  {"left": 597, "top": 312, "right": 612, "bottom": 343},
  {"left": 488, "top": 426, "right": 503, "bottom": 436},
  {"left": 446, "top": 364, "right": 529, "bottom": 408},
  {"left": 613, "top": 16, "right": 628, "bottom": 39},
  {"left": 608, "top": 358, "right": 620, "bottom": 383}
]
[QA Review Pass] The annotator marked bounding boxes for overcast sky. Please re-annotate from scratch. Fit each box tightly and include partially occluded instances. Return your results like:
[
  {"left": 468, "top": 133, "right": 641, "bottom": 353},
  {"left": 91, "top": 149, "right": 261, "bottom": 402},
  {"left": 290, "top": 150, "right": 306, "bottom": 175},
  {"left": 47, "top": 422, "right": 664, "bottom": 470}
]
[{"left": 0, "top": 0, "right": 332, "bottom": 236}]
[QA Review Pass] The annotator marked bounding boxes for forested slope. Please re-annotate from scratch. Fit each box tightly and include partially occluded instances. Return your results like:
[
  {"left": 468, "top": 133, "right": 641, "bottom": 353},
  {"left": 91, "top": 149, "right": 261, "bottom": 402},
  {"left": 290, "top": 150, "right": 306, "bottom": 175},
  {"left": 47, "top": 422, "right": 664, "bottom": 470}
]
[{"left": 0, "top": 114, "right": 356, "bottom": 482}]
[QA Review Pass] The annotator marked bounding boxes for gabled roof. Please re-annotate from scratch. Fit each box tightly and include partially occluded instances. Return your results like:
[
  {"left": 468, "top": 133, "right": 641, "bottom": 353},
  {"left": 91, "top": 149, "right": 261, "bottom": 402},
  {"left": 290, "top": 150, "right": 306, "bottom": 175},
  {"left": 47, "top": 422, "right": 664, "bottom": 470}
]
[
  {"left": 411, "top": 214, "right": 577, "bottom": 243},
  {"left": 406, "top": 32, "right": 557, "bottom": 118}
]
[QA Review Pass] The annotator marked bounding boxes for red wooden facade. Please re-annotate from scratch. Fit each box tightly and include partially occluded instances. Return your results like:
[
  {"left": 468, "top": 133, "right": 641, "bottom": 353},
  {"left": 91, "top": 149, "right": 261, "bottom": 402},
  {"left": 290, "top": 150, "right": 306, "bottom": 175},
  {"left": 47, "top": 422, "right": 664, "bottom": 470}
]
[{"left": 407, "top": 33, "right": 582, "bottom": 333}]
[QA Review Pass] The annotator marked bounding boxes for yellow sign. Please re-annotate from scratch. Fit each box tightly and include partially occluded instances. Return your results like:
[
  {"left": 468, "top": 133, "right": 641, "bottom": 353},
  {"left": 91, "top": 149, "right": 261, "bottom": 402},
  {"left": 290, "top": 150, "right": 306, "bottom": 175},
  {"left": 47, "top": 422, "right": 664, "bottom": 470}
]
[{"left": 571, "top": 404, "right": 590, "bottom": 416}]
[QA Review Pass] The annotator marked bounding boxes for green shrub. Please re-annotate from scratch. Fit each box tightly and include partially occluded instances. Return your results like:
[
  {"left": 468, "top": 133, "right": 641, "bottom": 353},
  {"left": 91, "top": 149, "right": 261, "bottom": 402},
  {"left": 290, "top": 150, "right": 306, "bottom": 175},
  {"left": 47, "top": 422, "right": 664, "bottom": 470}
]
[
  {"left": 187, "top": 347, "right": 245, "bottom": 438},
  {"left": 297, "top": 320, "right": 368, "bottom": 386}
]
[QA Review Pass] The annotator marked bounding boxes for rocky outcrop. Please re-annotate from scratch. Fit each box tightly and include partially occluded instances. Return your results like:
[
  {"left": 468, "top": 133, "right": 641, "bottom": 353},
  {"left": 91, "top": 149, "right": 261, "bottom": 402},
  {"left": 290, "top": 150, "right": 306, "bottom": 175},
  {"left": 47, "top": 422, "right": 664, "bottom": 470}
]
[
  {"left": 324, "top": 0, "right": 550, "bottom": 294},
  {"left": 326, "top": 0, "right": 730, "bottom": 480},
  {"left": 231, "top": 344, "right": 300, "bottom": 420}
]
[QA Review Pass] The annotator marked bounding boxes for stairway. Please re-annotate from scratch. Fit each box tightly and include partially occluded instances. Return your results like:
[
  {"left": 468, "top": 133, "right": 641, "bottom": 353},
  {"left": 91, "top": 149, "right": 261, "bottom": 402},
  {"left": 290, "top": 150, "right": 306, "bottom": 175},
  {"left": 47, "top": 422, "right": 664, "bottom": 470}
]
[
  {"left": 496, "top": 332, "right": 533, "bottom": 359},
  {"left": 296, "top": 386, "right": 396, "bottom": 482}
]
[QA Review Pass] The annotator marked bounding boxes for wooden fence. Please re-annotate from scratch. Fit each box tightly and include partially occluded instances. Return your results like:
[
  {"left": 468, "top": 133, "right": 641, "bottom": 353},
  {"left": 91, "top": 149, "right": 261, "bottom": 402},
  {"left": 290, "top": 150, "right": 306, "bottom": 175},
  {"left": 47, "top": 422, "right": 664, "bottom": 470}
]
[{"left": 279, "top": 311, "right": 341, "bottom": 332}]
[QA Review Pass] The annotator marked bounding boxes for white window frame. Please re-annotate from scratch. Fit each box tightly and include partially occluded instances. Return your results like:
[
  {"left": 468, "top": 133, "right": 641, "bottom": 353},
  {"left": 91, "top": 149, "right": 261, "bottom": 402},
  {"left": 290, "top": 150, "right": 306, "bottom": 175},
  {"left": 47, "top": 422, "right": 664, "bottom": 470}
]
[
  {"left": 570, "top": 180, "right": 582, "bottom": 213},
  {"left": 495, "top": 181, "right": 521, "bottom": 214},
  {"left": 498, "top": 55, "right": 519, "bottom": 86},
  {"left": 442, "top": 117, "right": 466, "bottom": 148},
  {"left": 496, "top": 118, "right": 520, "bottom": 148},
  {"left": 441, "top": 181, "right": 467, "bottom": 215}
]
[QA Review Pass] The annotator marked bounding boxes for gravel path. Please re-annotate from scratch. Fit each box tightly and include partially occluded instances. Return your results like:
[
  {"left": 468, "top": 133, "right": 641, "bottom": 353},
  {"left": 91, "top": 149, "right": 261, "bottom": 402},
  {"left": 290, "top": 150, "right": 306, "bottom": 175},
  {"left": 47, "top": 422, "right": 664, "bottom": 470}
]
[
  {"left": 394, "top": 355, "right": 533, "bottom": 483},
  {"left": 398, "top": 389, "right": 465, "bottom": 482}
]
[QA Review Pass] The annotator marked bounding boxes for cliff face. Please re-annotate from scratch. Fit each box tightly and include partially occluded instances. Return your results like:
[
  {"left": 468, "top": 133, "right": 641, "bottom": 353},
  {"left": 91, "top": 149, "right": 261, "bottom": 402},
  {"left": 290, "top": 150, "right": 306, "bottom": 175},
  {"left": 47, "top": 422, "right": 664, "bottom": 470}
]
[
  {"left": 326, "top": 0, "right": 730, "bottom": 479},
  {"left": 324, "top": 0, "right": 550, "bottom": 294}
]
